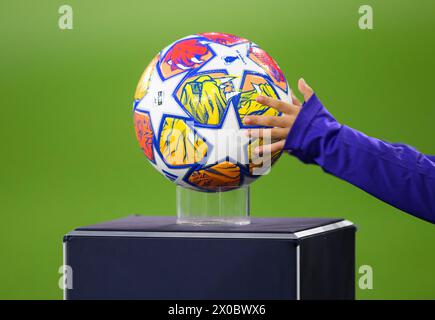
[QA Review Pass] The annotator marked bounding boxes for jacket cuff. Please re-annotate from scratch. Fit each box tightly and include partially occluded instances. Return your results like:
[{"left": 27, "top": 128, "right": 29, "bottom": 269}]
[{"left": 283, "top": 93, "right": 324, "bottom": 152}]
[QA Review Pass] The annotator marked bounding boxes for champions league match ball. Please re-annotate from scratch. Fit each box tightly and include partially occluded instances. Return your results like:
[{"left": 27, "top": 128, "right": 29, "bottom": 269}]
[{"left": 133, "top": 32, "right": 291, "bottom": 192}]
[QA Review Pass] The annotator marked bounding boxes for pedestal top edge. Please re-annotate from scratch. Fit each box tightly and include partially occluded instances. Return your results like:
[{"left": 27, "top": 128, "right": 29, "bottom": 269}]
[{"left": 66, "top": 216, "right": 355, "bottom": 240}]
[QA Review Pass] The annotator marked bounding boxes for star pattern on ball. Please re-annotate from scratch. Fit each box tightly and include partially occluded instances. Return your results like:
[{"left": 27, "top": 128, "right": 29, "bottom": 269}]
[
  {"left": 194, "top": 101, "right": 251, "bottom": 166},
  {"left": 196, "top": 41, "right": 267, "bottom": 90},
  {"left": 135, "top": 71, "right": 189, "bottom": 136}
]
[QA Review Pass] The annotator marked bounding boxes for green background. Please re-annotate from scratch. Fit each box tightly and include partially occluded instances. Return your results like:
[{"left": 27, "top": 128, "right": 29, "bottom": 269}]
[{"left": 0, "top": 0, "right": 434, "bottom": 299}]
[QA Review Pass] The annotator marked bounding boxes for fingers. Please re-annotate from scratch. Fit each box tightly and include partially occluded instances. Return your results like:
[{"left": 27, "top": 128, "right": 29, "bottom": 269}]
[
  {"left": 298, "top": 78, "right": 314, "bottom": 101},
  {"left": 255, "top": 140, "right": 285, "bottom": 155},
  {"left": 243, "top": 114, "right": 291, "bottom": 128},
  {"left": 291, "top": 91, "right": 302, "bottom": 106},
  {"left": 255, "top": 95, "right": 298, "bottom": 115},
  {"left": 246, "top": 127, "right": 289, "bottom": 140},
  {"left": 255, "top": 78, "right": 314, "bottom": 111}
]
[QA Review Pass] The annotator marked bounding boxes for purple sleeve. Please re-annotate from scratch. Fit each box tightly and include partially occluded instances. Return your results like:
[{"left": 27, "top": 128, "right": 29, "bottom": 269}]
[{"left": 284, "top": 94, "right": 435, "bottom": 224}]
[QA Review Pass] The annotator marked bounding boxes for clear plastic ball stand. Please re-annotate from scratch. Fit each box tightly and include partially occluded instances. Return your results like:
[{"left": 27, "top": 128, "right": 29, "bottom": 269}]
[{"left": 176, "top": 185, "right": 251, "bottom": 225}]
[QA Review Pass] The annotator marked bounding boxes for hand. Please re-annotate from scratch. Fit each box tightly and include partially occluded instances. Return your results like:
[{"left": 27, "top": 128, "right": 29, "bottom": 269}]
[{"left": 244, "top": 78, "right": 314, "bottom": 155}]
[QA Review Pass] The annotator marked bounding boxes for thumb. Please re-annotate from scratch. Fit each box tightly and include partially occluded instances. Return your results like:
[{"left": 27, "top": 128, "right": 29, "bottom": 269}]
[{"left": 298, "top": 78, "right": 314, "bottom": 102}]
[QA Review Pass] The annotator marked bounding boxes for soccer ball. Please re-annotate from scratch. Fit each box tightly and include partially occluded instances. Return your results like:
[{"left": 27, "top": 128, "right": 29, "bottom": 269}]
[{"left": 133, "top": 32, "right": 291, "bottom": 192}]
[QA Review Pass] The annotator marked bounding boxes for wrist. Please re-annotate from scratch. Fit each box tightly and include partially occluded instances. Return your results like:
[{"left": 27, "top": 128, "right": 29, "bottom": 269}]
[
  {"left": 284, "top": 93, "right": 324, "bottom": 152},
  {"left": 283, "top": 94, "right": 341, "bottom": 164}
]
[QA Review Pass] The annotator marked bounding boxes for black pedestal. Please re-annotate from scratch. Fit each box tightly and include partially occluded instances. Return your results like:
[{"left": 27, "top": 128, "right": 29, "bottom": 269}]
[{"left": 63, "top": 215, "right": 356, "bottom": 300}]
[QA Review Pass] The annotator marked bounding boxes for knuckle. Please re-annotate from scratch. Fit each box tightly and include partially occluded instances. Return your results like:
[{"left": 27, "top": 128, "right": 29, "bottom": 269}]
[
  {"left": 271, "top": 101, "right": 281, "bottom": 110},
  {"left": 276, "top": 101, "right": 286, "bottom": 108},
  {"left": 282, "top": 114, "right": 292, "bottom": 123},
  {"left": 265, "top": 117, "right": 274, "bottom": 126}
]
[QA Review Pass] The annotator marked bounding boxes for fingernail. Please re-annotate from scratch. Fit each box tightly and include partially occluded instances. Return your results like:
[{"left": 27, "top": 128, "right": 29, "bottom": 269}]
[
  {"left": 300, "top": 78, "right": 306, "bottom": 85},
  {"left": 244, "top": 117, "right": 251, "bottom": 124},
  {"left": 256, "top": 96, "right": 263, "bottom": 102}
]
